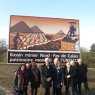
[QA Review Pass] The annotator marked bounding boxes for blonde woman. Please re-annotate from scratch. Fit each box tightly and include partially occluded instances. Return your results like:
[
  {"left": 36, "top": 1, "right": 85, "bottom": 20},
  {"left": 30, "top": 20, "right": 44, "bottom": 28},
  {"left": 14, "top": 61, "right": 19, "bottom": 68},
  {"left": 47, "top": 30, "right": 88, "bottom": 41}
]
[{"left": 52, "top": 59, "right": 64, "bottom": 95}]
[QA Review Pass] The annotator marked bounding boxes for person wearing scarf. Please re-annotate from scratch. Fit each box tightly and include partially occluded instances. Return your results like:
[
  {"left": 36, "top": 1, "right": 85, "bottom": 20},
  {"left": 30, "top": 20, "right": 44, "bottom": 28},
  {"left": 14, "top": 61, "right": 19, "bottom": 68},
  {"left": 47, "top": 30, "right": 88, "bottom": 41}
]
[
  {"left": 30, "top": 61, "right": 41, "bottom": 95},
  {"left": 14, "top": 64, "right": 26, "bottom": 95}
]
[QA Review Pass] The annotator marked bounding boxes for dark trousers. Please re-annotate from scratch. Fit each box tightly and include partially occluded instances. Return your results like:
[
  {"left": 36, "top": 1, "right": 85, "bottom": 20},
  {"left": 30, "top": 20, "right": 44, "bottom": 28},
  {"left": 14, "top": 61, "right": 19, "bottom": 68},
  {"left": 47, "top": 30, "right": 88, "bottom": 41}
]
[
  {"left": 31, "top": 87, "right": 38, "bottom": 95},
  {"left": 73, "top": 84, "right": 78, "bottom": 95},
  {"left": 65, "top": 85, "right": 70, "bottom": 95},
  {"left": 18, "top": 90, "right": 23, "bottom": 95},
  {"left": 18, "top": 88, "right": 28, "bottom": 95},
  {"left": 65, "top": 85, "right": 76, "bottom": 95},
  {"left": 55, "top": 88, "right": 62, "bottom": 95},
  {"left": 70, "top": 84, "right": 78, "bottom": 95},
  {"left": 52, "top": 86, "right": 56, "bottom": 95},
  {"left": 17, "top": 85, "right": 28, "bottom": 95},
  {"left": 84, "top": 81, "right": 89, "bottom": 94},
  {"left": 24, "top": 86, "right": 28, "bottom": 95},
  {"left": 43, "top": 87, "right": 50, "bottom": 95},
  {"left": 78, "top": 81, "right": 89, "bottom": 95}
]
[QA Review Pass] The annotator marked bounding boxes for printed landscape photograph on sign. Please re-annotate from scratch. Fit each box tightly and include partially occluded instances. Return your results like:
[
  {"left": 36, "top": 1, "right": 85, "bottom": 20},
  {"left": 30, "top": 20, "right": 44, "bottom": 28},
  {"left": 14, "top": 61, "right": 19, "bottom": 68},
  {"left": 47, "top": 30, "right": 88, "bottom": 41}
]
[
  {"left": 8, "top": 15, "right": 80, "bottom": 63},
  {"left": 9, "top": 15, "right": 79, "bottom": 51}
]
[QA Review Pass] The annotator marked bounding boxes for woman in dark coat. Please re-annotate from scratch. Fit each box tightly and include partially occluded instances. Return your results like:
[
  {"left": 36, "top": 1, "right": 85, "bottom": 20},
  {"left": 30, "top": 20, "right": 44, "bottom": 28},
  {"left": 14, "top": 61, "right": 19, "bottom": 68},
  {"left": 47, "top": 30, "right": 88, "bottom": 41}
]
[
  {"left": 53, "top": 61, "right": 64, "bottom": 95},
  {"left": 30, "top": 61, "right": 41, "bottom": 95},
  {"left": 14, "top": 64, "right": 27, "bottom": 95}
]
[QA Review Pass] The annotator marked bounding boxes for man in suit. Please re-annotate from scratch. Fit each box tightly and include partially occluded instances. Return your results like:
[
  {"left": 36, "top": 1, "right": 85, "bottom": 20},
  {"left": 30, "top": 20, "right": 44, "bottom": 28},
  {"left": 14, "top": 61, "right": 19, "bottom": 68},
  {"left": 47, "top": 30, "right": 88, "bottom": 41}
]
[
  {"left": 70, "top": 61, "right": 78, "bottom": 95},
  {"left": 77, "top": 58, "right": 89, "bottom": 95},
  {"left": 41, "top": 58, "right": 53, "bottom": 95},
  {"left": 52, "top": 58, "right": 60, "bottom": 95},
  {"left": 64, "top": 61, "right": 75, "bottom": 95}
]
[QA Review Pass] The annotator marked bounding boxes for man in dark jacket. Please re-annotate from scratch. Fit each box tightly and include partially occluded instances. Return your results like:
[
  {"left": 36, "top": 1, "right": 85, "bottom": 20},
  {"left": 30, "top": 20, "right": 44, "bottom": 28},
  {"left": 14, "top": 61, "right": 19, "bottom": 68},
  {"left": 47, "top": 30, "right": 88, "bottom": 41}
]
[
  {"left": 77, "top": 58, "right": 89, "bottom": 95},
  {"left": 41, "top": 58, "right": 53, "bottom": 95},
  {"left": 51, "top": 58, "right": 60, "bottom": 95},
  {"left": 64, "top": 61, "right": 73, "bottom": 95},
  {"left": 25, "top": 63, "right": 35, "bottom": 95},
  {"left": 70, "top": 61, "right": 78, "bottom": 95}
]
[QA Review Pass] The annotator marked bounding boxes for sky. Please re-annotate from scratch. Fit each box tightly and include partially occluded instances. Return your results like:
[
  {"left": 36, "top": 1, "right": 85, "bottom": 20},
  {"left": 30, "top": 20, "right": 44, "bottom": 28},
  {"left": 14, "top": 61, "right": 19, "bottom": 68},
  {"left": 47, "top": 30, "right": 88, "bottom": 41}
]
[{"left": 0, "top": 0, "right": 95, "bottom": 50}]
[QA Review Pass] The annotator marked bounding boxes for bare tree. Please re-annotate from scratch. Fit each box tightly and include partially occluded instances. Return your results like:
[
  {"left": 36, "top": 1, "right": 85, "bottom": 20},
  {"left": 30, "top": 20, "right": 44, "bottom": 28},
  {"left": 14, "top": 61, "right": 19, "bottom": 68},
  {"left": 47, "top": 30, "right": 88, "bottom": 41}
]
[{"left": 0, "top": 39, "right": 7, "bottom": 47}]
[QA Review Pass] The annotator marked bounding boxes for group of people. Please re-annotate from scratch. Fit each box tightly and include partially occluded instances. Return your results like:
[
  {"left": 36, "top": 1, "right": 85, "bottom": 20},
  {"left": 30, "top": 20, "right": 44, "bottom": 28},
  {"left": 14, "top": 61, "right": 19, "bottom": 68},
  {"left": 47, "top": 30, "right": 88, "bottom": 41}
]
[
  {"left": 14, "top": 61, "right": 41, "bottom": 95},
  {"left": 14, "top": 58, "right": 89, "bottom": 95}
]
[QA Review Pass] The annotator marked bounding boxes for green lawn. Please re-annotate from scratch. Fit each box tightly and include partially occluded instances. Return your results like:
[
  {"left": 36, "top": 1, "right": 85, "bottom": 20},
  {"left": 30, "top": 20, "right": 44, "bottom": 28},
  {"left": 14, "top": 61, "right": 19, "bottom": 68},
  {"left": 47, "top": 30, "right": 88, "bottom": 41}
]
[{"left": 0, "top": 64, "right": 95, "bottom": 95}]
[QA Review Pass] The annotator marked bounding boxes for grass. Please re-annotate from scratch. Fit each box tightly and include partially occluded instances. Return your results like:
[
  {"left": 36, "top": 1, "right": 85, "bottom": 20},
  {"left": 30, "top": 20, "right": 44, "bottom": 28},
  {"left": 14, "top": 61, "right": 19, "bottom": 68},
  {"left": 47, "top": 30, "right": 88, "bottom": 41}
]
[{"left": 0, "top": 64, "right": 95, "bottom": 95}]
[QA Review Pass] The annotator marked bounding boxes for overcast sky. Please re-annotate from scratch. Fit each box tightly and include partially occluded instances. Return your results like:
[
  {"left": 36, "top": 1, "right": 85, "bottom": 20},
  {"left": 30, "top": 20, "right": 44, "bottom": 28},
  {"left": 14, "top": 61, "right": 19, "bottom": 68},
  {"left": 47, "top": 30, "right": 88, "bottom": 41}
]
[{"left": 0, "top": 0, "right": 95, "bottom": 50}]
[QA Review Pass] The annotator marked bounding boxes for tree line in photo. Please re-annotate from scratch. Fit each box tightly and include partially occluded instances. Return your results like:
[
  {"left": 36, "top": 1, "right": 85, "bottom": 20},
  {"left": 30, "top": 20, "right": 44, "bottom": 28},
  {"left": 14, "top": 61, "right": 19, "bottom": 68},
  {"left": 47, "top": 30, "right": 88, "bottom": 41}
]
[{"left": 14, "top": 58, "right": 89, "bottom": 95}]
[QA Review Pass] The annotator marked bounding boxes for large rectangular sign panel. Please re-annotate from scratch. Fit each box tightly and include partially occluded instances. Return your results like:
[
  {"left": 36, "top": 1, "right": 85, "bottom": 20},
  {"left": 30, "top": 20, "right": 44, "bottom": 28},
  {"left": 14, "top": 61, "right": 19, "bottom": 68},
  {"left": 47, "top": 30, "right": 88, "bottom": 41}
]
[{"left": 8, "top": 15, "right": 80, "bottom": 63}]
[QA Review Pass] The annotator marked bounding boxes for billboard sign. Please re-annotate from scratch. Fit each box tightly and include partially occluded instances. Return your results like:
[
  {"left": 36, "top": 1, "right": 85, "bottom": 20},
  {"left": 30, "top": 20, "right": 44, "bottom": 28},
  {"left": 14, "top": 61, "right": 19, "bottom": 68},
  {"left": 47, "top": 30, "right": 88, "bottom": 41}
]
[{"left": 8, "top": 15, "right": 80, "bottom": 63}]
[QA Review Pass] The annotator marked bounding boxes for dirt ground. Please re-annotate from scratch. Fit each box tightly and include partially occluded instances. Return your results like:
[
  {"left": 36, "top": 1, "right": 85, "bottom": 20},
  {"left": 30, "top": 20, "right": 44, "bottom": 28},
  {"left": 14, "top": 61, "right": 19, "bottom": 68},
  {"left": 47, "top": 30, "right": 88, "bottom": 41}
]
[{"left": 0, "top": 89, "right": 6, "bottom": 95}]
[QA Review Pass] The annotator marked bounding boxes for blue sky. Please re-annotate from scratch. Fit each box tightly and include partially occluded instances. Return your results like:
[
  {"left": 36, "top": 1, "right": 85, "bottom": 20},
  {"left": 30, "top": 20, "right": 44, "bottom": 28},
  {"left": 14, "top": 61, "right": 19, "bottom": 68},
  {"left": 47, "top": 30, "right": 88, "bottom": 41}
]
[{"left": 0, "top": 0, "right": 95, "bottom": 50}]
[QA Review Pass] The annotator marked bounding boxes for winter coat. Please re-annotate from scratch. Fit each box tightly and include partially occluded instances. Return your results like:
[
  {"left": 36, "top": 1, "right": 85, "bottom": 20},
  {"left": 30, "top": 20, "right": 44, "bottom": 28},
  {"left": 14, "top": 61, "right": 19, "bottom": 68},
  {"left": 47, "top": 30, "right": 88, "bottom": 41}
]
[
  {"left": 41, "top": 64, "right": 53, "bottom": 88},
  {"left": 77, "top": 63, "right": 88, "bottom": 82},
  {"left": 14, "top": 70, "right": 27, "bottom": 91},
  {"left": 52, "top": 67, "right": 64, "bottom": 88},
  {"left": 64, "top": 67, "right": 72, "bottom": 87},
  {"left": 31, "top": 66, "right": 41, "bottom": 88}
]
